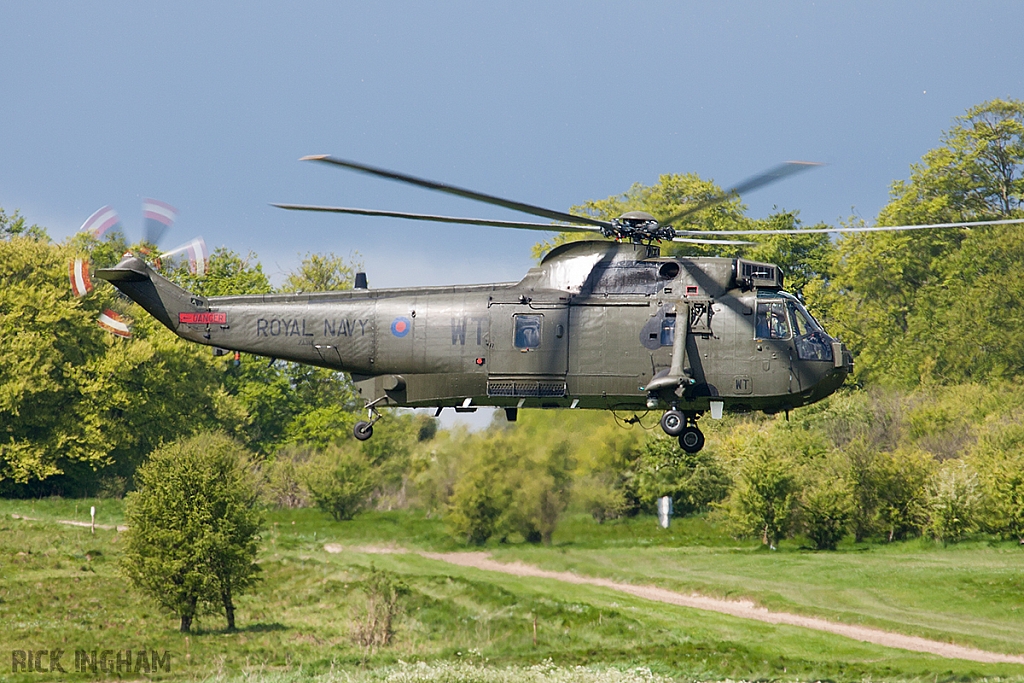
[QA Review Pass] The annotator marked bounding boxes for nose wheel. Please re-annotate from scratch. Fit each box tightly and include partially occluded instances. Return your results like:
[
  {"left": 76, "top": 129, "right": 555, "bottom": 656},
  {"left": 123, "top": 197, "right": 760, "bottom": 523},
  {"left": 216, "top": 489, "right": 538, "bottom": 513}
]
[
  {"left": 660, "top": 408, "right": 705, "bottom": 453},
  {"left": 353, "top": 396, "right": 387, "bottom": 441},
  {"left": 678, "top": 426, "right": 705, "bottom": 453}
]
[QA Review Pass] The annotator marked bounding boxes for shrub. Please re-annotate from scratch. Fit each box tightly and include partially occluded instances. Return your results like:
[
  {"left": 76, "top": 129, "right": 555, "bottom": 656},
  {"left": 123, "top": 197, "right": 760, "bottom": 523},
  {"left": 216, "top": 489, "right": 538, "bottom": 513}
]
[
  {"left": 633, "top": 437, "right": 730, "bottom": 516},
  {"left": 301, "top": 445, "right": 377, "bottom": 521},
  {"left": 120, "top": 432, "right": 263, "bottom": 632},
  {"left": 873, "top": 447, "right": 933, "bottom": 541},
  {"left": 719, "top": 439, "right": 799, "bottom": 547},
  {"left": 352, "top": 564, "right": 409, "bottom": 653},
  {"left": 927, "top": 460, "right": 981, "bottom": 544},
  {"left": 801, "top": 479, "right": 854, "bottom": 550},
  {"left": 262, "top": 444, "right": 312, "bottom": 508}
]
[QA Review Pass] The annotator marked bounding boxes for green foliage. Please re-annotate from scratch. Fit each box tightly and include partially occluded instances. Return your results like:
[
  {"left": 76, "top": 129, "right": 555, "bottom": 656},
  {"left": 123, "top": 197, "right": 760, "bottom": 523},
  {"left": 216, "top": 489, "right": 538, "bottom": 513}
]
[
  {"left": 281, "top": 251, "right": 361, "bottom": 292},
  {"left": 801, "top": 477, "right": 854, "bottom": 551},
  {"left": 169, "top": 247, "right": 272, "bottom": 296},
  {"left": 443, "top": 415, "right": 576, "bottom": 546},
  {"left": 632, "top": 436, "right": 730, "bottom": 515},
  {"left": 927, "top": 460, "right": 981, "bottom": 544},
  {"left": 0, "top": 207, "right": 48, "bottom": 241},
  {"left": 873, "top": 447, "right": 933, "bottom": 542},
  {"left": 967, "top": 420, "right": 1024, "bottom": 541},
  {"left": 301, "top": 445, "right": 377, "bottom": 521},
  {"left": 261, "top": 445, "right": 312, "bottom": 508},
  {"left": 816, "top": 99, "right": 1024, "bottom": 384},
  {"left": 119, "top": 432, "right": 264, "bottom": 631},
  {"left": 351, "top": 564, "right": 409, "bottom": 652},
  {"left": 0, "top": 234, "right": 232, "bottom": 490},
  {"left": 718, "top": 437, "right": 799, "bottom": 547}
]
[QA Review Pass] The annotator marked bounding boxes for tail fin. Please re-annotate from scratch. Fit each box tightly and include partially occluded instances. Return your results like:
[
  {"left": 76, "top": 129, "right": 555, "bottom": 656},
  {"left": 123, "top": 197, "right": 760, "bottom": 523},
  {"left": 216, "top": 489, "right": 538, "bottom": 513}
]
[{"left": 95, "top": 254, "right": 204, "bottom": 334}]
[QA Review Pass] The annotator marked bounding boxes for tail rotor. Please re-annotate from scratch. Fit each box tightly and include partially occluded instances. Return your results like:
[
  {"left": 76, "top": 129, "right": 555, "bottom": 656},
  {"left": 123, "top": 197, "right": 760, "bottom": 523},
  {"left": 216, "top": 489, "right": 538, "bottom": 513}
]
[{"left": 69, "top": 198, "right": 208, "bottom": 338}]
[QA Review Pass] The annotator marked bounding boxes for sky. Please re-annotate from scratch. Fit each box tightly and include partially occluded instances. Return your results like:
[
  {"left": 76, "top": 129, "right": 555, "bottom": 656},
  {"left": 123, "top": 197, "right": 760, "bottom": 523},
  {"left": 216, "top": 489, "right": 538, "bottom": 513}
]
[{"left": 2, "top": 2, "right": 1022, "bottom": 428}]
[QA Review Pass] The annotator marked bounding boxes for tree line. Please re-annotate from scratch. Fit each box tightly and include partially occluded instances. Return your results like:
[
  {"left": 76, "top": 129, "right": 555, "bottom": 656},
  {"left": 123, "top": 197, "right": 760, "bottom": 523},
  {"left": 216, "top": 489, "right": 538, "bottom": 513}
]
[{"left": 2, "top": 98, "right": 1023, "bottom": 546}]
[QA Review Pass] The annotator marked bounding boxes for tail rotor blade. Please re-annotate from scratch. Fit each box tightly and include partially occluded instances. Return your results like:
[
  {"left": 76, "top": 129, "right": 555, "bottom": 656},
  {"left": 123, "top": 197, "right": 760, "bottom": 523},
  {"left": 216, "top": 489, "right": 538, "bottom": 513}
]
[
  {"left": 143, "top": 198, "right": 178, "bottom": 246},
  {"left": 69, "top": 258, "right": 94, "bottom": 297},
  {"left": 160, "top": 237, "right": 209, "bottom": 276},
  {"left": 80, "top": 206, "right": 122, "bottom": 238},
  {"left": 97, "top": 309, "right": 132, "bottom": 338}
]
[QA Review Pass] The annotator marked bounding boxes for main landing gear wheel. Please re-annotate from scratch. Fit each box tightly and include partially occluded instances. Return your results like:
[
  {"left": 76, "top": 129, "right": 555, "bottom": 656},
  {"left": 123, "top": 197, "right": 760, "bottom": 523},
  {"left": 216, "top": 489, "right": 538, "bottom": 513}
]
[
  {"left": 660, "top": 409, "right": 685, "bottom": 436},
  {"left": 679, "top": 426, "right": 705, "bottom": 453},
  {"left": 353, "top": 421, "right": 374, "bottom": 441}
]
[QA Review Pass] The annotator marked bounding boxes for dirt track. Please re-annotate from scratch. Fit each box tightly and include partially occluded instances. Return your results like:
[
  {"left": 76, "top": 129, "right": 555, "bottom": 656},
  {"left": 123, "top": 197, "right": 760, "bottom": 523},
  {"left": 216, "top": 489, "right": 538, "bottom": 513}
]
[{"left": 324, "top": 543, "right": 1024, "bottom": 665}]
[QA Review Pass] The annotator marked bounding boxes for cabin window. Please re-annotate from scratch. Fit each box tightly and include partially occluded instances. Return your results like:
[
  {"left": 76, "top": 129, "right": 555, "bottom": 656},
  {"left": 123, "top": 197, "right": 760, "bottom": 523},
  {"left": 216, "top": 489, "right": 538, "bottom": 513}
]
[
  {"left": 514, "top": 314, "right": 542, "bottom": 349},
  {"left": 755, "top": 302, "right": 790, "bottom": 339}
]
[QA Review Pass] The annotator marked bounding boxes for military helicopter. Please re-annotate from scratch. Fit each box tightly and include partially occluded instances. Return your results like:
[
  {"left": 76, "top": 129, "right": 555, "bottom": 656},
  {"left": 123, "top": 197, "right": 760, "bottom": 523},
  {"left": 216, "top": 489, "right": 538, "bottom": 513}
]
[{"left": 94, "top": 156, "right": 1024, "bottom": 452}]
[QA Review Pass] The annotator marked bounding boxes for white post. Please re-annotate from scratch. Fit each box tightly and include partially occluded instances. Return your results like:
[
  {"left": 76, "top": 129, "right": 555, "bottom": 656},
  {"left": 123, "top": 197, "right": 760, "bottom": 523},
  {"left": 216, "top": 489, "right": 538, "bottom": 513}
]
[
  {"left": 657, "top": 496, "right": 672, "bottom": 529},
  {"left": 90, "top": 506, "right": 96, "bottom": 534}
]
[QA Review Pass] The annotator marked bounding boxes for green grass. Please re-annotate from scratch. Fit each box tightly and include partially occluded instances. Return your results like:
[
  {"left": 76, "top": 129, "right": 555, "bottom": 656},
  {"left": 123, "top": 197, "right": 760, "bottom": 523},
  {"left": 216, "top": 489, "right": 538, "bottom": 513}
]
[{"left": 2, "top": 502, "right": 1024, "bottom": 682}]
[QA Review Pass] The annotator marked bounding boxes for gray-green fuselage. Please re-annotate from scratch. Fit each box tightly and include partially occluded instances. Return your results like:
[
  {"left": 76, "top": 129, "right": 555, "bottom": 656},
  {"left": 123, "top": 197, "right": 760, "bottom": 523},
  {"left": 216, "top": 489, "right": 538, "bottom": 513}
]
[{"left": 98, "top": 240, "right": 851, "bottom": 416}]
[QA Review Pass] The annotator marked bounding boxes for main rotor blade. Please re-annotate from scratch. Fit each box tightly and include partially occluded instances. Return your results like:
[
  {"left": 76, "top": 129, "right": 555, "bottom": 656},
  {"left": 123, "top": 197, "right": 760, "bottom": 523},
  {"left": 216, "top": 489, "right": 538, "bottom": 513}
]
[
  {"left": 661, "top": 161, "right": 822, "bottom": 226},
  {"left": 671, "top": 236, "right": 754, "bottom": 246},
  {"left": 272, "top": 204, "right": 604, "bottom": 233},
  {"left": 672, "top": 217, "right": 1024, "bottom": 236},
  {"left": 300, "top": 155, "right": 613, "bottom": 229}
]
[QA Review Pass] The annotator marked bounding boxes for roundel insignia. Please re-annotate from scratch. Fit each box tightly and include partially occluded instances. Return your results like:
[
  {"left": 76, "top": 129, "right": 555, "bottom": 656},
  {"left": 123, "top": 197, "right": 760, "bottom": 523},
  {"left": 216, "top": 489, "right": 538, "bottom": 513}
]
[{"left": 391, "top": 316, "right": 412, "bottom": 338}]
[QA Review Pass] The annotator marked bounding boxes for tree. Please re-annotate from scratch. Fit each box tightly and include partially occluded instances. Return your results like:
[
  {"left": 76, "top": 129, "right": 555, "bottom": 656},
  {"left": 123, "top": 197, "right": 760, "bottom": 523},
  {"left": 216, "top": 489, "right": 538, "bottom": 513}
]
[
  {"left": 817, "top": 99, "right": 1024, "bottom": 385},
  {"left": 801, "top": 478, "right": 854, "bottom": 551},
  {"left": 873, "top": 447, "right": 933, "bottom": 541},
  {"left": 281, "top": 251, "right": 361, "bottom": 292},
  {"left": 120, "top": 433, "right": 263, "bottom": 632},
  {"left": 0, "top": 231, "right": 234, "bottom": 492}
]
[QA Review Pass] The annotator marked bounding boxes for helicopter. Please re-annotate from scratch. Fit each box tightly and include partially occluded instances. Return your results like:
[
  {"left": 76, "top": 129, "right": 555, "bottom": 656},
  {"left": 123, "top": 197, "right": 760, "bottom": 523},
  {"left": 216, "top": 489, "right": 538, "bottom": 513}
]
[{"left": 94, "top": 156, "right": 1024, "bottom": 452}]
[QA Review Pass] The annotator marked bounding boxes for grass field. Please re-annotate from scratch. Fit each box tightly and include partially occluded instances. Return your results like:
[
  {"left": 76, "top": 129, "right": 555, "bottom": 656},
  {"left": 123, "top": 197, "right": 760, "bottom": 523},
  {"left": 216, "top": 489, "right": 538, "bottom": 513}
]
[{"left": 2, "top": 498, "right": 1024, "bottom": 682}]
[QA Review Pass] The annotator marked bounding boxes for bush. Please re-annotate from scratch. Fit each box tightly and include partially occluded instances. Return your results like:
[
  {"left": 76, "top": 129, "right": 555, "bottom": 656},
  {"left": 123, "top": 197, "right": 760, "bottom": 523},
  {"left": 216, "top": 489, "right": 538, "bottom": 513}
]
[
  {"left": 927, "top": 460, "right": 981, "bottom": 544},
  {"left": 352, "top": 564, "right": 409, "bottom": 653},
  {"left": 873, "top": 447, "right": 933, "bottom": 541},
  {"left": 301, "top": 445, "right": 377, "bottom": 521},
  {"left": 262, "top": 445, "right": 312, "bottom": 508},
  {"left": 718, "top": 438, "right": 799, "bottom": 547},
  {"left": 574, "top": 473, "right": 629, "bottom": 524},
  {"left": 633, "top": 437, "right": 730, "bottom": 516},
  {"left": 801, "top": 479, "right": 854, "bottom": 550},
  {"left": 120, "top": 432, "right": 263, "bottom": 632},
  {"left": 968, "top": 421, "right": 1024, "bottom": 541}
]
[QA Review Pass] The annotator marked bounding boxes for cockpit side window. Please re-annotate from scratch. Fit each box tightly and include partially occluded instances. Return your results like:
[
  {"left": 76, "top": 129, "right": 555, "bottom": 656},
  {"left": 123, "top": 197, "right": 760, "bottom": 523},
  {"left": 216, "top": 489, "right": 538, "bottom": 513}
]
[
  {"left": 787, "top": 301, "right": 833, "bottom": 361},
  {"left": 755, "top": 302, "right": 789, "bottom": 339}
]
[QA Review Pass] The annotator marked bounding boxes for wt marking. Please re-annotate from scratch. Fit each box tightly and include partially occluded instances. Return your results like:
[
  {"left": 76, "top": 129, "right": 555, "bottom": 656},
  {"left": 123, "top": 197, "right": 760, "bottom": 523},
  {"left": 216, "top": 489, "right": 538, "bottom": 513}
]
[{"left": 451, "top": 316, "right": 487, "bottom": 345}]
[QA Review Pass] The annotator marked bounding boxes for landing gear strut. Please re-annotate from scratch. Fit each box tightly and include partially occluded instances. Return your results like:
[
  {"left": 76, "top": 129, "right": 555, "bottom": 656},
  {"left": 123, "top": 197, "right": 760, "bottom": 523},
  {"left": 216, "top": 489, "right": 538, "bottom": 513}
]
[
  {"left": 353, "top": 396, "right": 387, "bottom": 441},
  {"left": 660, "top": 408, "right": 704, "bottom": 453}
]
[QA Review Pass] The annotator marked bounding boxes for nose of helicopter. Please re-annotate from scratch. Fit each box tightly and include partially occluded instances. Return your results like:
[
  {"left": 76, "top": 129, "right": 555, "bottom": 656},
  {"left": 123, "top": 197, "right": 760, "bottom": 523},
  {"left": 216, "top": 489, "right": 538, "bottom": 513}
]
[{"left": 806, "top": 338, "right": 853, "bottom": 403}]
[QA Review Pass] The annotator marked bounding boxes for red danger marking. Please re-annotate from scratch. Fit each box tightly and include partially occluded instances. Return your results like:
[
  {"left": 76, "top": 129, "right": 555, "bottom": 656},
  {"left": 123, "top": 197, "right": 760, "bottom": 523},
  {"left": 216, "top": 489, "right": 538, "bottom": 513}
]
[{"left": 179, "top": 312, "right": 227, "bottom": 325}]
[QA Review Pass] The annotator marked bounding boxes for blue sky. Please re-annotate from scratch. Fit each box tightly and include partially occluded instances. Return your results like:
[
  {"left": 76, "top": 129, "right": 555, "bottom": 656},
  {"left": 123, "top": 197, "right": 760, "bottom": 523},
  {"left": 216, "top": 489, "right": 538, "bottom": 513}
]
[{"left": 2, "top": 1, "right": 1021, "bottom": 290}]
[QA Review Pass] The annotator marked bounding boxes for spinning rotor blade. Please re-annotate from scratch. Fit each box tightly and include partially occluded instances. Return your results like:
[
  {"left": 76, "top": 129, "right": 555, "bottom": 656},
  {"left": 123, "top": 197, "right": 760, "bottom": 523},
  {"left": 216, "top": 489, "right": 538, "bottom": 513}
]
[
  {"left": 272, "top": 204, "right": 603, "bottom": 234},
  {"left": 661, "top": 161, "right": 822, "bottom": 227},
  {"left": 142, "top": 198, "right": 178, "bottom": 246},
  {"left": 298, "top": 155, "right": 613, "bottom": 230},
  {"left": 160, "top": 237, "right": 210, "bottom": 275},
  {"left": 671, "top": 236, "right": 754, "bottom": 246},
  {"left": 671, "top": 216, "right": 1024, "bottom": 237}
]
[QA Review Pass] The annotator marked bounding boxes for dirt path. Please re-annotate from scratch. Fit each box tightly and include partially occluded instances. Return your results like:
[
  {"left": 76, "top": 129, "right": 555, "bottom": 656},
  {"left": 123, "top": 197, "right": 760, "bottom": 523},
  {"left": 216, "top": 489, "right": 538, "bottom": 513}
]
[
  {"left": 324, "top": 543, "right": 1024, "bottom": 665},
  {"left": 10, "top": 513, "right": 128, "bottom": 532}
]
